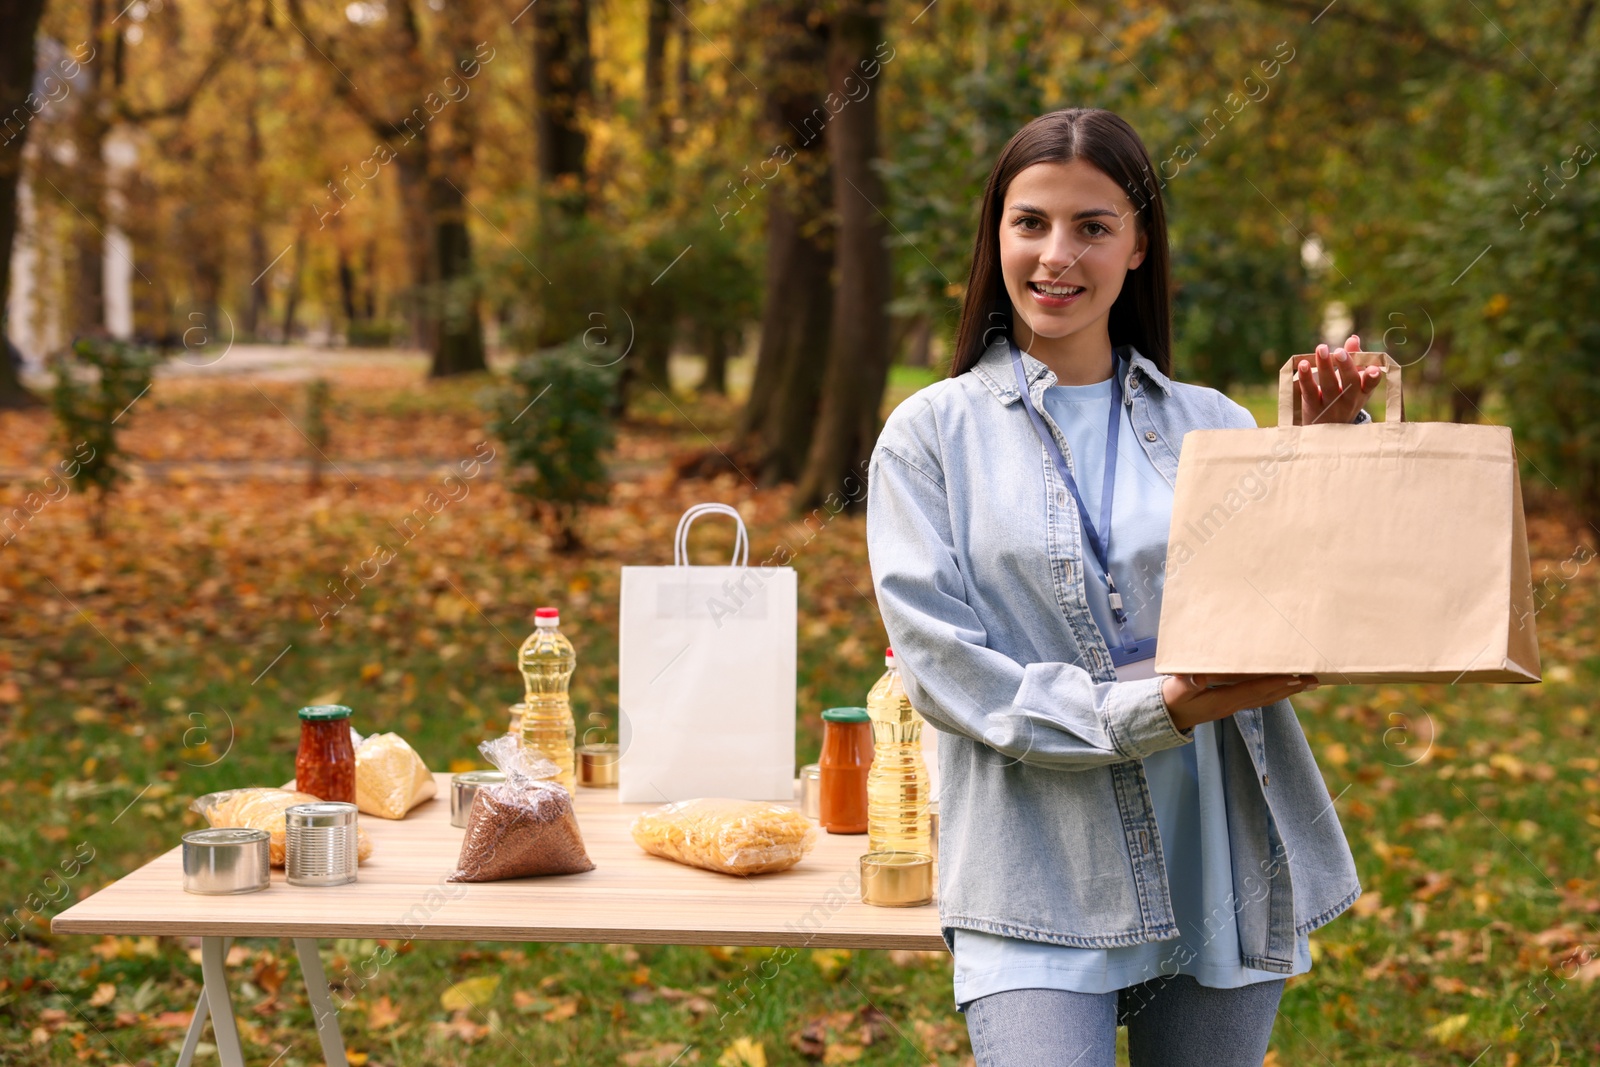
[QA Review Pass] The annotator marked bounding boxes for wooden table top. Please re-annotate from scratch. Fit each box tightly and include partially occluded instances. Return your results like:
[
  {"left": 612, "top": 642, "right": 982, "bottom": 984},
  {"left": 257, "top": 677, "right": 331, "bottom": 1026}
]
[{"left": 52, "top": 774, "right": 946, "bottom": 950}]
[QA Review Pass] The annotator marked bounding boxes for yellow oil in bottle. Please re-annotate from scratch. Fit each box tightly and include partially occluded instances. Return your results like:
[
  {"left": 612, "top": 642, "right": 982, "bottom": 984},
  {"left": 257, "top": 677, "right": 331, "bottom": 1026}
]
[
  {"left": 866, "top": 647, "right": 931, "bottom": 856},
  {"left": 518, "top": 606, "right": 577, "bottom": 793}
]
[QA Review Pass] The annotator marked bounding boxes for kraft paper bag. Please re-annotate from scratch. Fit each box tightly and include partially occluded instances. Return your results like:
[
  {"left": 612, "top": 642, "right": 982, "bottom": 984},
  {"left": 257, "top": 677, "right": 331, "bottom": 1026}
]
[
  {"left": 618, "top": 504, "right": 798, "bottom": 802},
  {"left": 1154, "top": 352, "right": 1540, "bottom": 684}
]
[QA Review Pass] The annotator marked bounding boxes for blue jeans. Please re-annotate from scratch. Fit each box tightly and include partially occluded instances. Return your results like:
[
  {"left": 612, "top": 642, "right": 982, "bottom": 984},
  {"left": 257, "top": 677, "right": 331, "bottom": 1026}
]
[{"left": 964, "top": 975, "right": 1286, "bottom": 1067}]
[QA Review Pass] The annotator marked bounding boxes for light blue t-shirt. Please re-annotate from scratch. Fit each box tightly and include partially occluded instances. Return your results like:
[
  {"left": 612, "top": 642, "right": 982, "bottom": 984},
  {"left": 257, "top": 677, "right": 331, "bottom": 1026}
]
[{"left": 951, "top": 365, "right": 1312, "bottom": 1009}]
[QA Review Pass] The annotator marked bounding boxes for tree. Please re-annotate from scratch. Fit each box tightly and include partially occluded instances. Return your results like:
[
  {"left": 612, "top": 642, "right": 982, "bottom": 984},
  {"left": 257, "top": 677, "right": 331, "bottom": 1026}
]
[
  {"left": 736, "top": 0, "right": 834, "bottom": 484},
  {"left": 531, "top": 0, "right": 592, "bottom": 201},
  {"left": 794, "top": 0, "right": 893, "bottom": 512},
  {"left": 286, "top": 0, "right": 490, "bottom": 378},
  {"left": 0, "top": 0, "right": 48, "bottom": 409}
]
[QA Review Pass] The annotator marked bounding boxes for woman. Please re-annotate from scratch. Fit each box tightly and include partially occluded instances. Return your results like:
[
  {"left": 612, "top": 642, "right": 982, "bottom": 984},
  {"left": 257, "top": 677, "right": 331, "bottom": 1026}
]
[{"left": 866, "top": 109, "right": 1379, "bottom": 1066}]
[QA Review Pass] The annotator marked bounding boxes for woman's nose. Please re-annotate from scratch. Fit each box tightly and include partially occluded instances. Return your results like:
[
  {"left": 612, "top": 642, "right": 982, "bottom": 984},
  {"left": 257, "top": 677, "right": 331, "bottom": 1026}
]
[{"left": 1038, "top": 234, "right": 1084, "bottom": 274}]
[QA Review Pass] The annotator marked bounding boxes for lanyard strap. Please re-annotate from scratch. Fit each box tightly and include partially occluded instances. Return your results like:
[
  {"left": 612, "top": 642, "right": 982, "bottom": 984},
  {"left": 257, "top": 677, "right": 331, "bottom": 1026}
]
[{"left": 1009, "top": 340, "right": 1129, "bottom": 631}]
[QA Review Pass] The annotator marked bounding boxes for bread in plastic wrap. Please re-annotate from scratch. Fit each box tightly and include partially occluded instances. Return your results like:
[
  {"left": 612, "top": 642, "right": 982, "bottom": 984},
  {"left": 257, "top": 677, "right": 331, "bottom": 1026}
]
[
  {"left": 191, "top": 787, "right": 374, "bottom": 867},
  {"left": 630, "top": 798, "right": 817, "bottom": 876},
  {"left": 354, "top": 732, "right": 437, "bottom": 819},
  {"left": 449, "top": 736, "right": 595, "bottom": 882}
]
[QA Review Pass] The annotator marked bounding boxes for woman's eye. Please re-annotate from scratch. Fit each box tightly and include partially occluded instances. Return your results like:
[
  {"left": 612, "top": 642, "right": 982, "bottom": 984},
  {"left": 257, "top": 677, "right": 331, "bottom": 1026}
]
[
  {"left": 1013, "top": 216, "right": 1041, "bottom": 231},
  {"left": 1084, "top": 222, "right": 1111, "bottom": 237}
]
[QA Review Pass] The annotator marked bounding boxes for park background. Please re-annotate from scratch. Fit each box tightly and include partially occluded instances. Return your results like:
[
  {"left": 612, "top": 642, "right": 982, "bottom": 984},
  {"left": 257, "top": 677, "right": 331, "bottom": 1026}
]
[{"left": 2, "top": 0, "right": 1599, "bottom": 1064}]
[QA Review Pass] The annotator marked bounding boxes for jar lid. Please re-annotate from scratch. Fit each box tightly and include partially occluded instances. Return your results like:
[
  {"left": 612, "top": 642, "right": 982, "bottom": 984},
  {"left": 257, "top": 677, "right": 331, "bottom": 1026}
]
[
  {"left": 297, "top": 704, "right": 353, "bottom": 721},
  {"left": 821, "top": 706, "right": 870, "bottom": 723}
]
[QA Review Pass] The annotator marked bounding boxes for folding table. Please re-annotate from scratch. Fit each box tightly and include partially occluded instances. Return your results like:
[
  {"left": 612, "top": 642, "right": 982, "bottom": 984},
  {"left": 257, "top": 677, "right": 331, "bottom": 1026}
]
[{"left": 53, "top": 774, "right": 943, "bottom": 1065}]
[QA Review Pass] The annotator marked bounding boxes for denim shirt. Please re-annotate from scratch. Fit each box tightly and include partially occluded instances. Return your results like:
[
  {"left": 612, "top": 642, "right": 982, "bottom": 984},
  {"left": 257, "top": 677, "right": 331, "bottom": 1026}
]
[{"left": 865, "top": 335, "right": 1363, "bottom": 972}]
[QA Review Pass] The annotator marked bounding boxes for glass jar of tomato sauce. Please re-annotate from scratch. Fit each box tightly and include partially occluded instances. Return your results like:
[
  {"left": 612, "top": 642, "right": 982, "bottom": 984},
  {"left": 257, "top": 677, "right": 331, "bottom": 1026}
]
[
  {"left": 295, "top": 705, "right": 356, "bottom": 803},
  {"left": 819, "top": 707, "right": 873, "bottom": 834}
]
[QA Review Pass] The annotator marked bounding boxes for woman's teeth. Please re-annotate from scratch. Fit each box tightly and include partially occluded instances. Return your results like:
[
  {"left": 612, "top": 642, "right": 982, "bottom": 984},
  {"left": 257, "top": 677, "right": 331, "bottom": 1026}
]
[{"left": 1029, "top": 282, "right": 1084, "bottom": 296}]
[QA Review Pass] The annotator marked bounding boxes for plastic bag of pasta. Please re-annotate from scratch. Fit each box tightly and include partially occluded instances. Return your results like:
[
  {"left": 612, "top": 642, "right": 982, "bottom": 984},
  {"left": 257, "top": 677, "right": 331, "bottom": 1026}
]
[
  {"left": 191, "top": 787, "right": 375, "bottom": 867},
  {"left": 449, "top": 736, "right": 594, "bottom": 882},
  {"left": 354, "top": 732, "right": 437, "bottom": 819},
  {"left": 631, "top": 798, "right": 816, "bottom": 876}
]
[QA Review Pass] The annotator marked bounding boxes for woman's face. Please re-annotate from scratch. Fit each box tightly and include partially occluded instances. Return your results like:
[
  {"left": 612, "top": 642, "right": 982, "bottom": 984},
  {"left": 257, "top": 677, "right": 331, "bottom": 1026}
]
[{"left": 998, "top": 159, "right": 1147, "bottom": 351}]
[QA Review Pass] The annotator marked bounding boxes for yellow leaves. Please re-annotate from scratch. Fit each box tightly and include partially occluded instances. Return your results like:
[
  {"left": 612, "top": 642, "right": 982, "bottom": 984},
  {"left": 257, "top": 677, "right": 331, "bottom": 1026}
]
[
  {"left": 543, "top": 997, "right": 580, "bottom": 1023},
  {"left": 366, "top": 994, "right": 402, "bottom": 1030},
  {"left": 434, "top": 592, "right": 470, "bottom": 622},
  {"left": 359, "top": 662, "right": 382, "bottom": 682},
  {"left": 345, "top": 1053, "right": 370, "bottom": 1066},
  {"left": 87, "top": 982, "right": 117, "bottom": 1007},
  {"left": 90, "top": 935, "right": 159, "bottom": 961},
  {"left": 1322, "top": 741, "right": 1349, "bottom": 767},
  {"left": 717, "top": 1037, "right": 766, "bottom": 1067},
  {"left": 511, "top": 989, "right": 581, "bottom": 1022},
  {"left": 822, "top": 1043, "right": 863, "bottom": 1064},
  {"left": 307, "top": 689, "right": 343, "bottom": 707},
  {"left": 448, "top": 758, "right": 479, "bottom": 773},
  {"left": 1483, "top": 293, "right": 1510, "bottom": 319},
  {"left": 71, "top": 706, "right": 105, "bottom": 724},
  {"left": 440, "top": 975, "right": 500, "bottom": 1012},
  {"left": 1412, "top": 871, "right": 1454, "bottom": 902},
  {"left": 1350, "top": 891, "right": 1385, "bottom": 918},
  {"left": 1424, "top": 1012, "right": 1471, "bottom": 1043},
  {"left": 810, "top": 949, "right": 850, "bottom": 979}
]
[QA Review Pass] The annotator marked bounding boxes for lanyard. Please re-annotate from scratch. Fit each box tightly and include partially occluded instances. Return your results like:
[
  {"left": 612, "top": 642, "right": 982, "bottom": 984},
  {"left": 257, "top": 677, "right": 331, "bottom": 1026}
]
[{"left": 1010, "top": 340, "right": 1155, "bottom": 665}]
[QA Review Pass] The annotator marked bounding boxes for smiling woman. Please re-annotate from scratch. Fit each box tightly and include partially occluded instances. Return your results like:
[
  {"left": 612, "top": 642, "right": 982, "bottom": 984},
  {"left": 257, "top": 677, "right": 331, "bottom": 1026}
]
[{"left": 867, "top": 108, "right": 1376, "bottom": 1067}]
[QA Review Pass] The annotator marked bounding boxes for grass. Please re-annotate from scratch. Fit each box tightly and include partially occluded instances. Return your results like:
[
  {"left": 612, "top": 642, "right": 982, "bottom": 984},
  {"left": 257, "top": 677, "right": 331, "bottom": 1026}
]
[{"left": 1, "top": 357, "right": 1597, "bottom": 1065}]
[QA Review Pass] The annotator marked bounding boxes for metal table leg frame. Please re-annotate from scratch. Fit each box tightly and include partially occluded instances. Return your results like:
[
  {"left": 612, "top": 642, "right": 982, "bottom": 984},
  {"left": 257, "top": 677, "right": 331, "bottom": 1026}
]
[
  {"left": 295, "top": 938, "right": 349, "bottom": 1067},
  {"left": 198, "top": 936, "right": 246, "bottom": 1067},
  {"left": 178, "top": 936, "right": 230, "bottom": 1067}
]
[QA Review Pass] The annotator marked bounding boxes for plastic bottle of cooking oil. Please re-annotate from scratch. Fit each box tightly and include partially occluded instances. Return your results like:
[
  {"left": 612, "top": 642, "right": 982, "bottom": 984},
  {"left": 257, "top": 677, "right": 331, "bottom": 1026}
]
[
  {"left": 866, "top": 647, "right": 931, "bottom": 855},
  {"left": 517, "top": 606, "right": 577, "bottom": 792}
]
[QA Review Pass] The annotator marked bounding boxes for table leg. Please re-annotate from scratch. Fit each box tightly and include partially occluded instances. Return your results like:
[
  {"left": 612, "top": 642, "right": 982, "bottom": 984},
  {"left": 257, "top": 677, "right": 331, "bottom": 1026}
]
[
  {"left": 294, "top": 938, "right": 348, "bottom": 1067},
  {"left": 199, "top": 936, "right": 246, "bottom": 1067},
  {"left": 175, "top": 989, "right": 208, "bottom": 1067}
]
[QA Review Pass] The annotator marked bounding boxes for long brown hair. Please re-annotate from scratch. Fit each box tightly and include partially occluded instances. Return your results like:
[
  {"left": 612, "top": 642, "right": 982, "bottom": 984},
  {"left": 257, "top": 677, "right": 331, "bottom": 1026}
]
[{"left": 949, "top": 108, "right": 1172, "bottom": 379}]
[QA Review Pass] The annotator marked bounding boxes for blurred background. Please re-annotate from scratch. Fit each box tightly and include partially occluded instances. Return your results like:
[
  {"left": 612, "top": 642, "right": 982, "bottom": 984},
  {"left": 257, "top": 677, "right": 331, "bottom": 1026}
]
[{"left": 2, "top": 1, "right": 1598, "bottom": 1065}]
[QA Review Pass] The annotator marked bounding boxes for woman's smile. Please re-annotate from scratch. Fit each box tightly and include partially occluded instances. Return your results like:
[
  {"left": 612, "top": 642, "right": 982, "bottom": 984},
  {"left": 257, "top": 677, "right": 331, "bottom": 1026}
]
[{"left": 1025, "top": 280, "right": 1087, "bottom": 308}]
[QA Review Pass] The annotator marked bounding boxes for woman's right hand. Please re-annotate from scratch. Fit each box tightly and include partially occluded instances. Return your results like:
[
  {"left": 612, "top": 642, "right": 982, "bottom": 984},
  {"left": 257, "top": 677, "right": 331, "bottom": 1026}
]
[{"left": 1160, "top": 673, "right": 1319, "bottom": 733}]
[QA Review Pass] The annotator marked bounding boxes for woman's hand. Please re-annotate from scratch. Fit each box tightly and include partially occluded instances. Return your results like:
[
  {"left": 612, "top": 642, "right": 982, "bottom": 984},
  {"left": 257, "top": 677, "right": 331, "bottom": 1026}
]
[
  {"left": 1160, "top": 673, "right": 1319, "bottom": 732},
  {"left": 1297, "top": 333, "right": 1382, "bottom": 426}
]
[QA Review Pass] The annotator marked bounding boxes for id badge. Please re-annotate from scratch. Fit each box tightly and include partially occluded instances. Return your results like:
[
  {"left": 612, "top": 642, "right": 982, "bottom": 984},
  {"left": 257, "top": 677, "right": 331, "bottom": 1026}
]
[{"left": 1110, "top": 637, "right": 1158, "bottom": 682}]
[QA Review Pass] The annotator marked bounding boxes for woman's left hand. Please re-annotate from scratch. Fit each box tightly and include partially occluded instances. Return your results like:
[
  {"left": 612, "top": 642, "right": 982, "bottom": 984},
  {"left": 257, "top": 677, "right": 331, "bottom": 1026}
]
[{"left": 1297, "top": 333, "right": 1382, "bottom": 425}]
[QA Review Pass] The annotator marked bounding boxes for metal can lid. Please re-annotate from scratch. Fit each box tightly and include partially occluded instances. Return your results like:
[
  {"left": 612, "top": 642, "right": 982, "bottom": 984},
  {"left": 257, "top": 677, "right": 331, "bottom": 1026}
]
[
  {"left": 821, "top": 706, "right": 870, "bottom": 723},
  {"left": 451, "top": 770, "right": 507, "bottom": 786},
  {"left": 297, "top": 704, "right": 353, "bottom": 721},
  {"left": 183, "top": 828, "right": 270, "bottom": 847},
  {"left": 285, "top": 801, "right": 358, "bottom": 827}
]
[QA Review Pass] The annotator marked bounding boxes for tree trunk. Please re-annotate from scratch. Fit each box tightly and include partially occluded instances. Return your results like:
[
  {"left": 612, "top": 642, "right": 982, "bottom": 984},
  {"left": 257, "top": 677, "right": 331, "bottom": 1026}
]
[
  {"left": 699, "top": 325, "right": 731, "bottom": 395},
  {"left": 393, "top": 144, "right": 435, "bottom": 351},
  {"left": 280, "top": 233, "right": 306, "bottom": 343},
  {"left": 756, "top": 201, "right": 833, "bottom": 483},
  {"left": 427, "top": 170, "right": 487, "bottom": 377},
  {"left": 645, "top": 0, "right": 672, "bottom": 154},
  {"left": 244, "top": 102, "right": 269, "bottom": 339},
  {"left": 0, "top": 0, "right": 48, "bottom": 408},
  {"left": 794, "top": 0, "right": 892, "bottom": 512},
  {"left": 737, "top": 0, "right": 833, "bottom": 482},
  {"left": 532, "top": 0, "right": 592, "bottom": 193}
]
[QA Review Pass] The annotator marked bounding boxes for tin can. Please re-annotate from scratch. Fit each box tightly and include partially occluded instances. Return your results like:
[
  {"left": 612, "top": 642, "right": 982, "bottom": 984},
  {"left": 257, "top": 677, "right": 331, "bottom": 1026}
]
[
  {"left": 860, "top": 851, "right": 934, "bottom": 907},
  {"left": 451, "top": 771, "right": 507, "bottom": 828},
  {"left": 182, "top": 828, "right": 271, "bottom": 895},
  {"left": 799, "top": 763, "right": 821, "bottom": 820},
  {"left": 284, "top": 802, "right": 359, "bottom": 887},
  {"left": 578, "top": 744, "right": 619, "bottom": 788}
]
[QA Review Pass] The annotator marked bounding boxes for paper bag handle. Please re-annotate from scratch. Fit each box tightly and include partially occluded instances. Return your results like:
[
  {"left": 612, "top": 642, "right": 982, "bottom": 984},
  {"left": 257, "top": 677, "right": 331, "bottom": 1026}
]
[
  {"left": 673, "top": 503, "right": 750, "bottom": 567},
  {"left": 1277, "top": 350, "right": 1404, "bottom": 426}
]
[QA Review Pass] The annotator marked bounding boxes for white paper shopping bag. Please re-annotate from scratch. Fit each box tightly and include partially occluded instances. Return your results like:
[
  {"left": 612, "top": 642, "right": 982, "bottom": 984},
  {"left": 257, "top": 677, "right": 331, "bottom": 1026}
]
[{"left": 618, "top": 504, "right": 797, "bottom": 802}]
